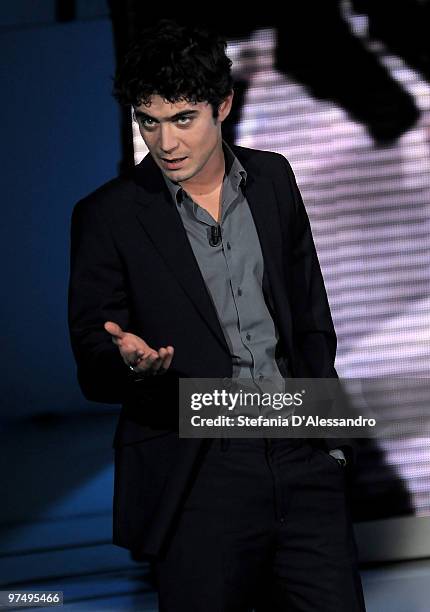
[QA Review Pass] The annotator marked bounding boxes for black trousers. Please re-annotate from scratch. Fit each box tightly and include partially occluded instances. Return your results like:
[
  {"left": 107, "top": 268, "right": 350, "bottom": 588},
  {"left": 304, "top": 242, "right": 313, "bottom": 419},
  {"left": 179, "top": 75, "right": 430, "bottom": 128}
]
[{"left": 155, "top": 439, "right": 366, "bottom": 612}]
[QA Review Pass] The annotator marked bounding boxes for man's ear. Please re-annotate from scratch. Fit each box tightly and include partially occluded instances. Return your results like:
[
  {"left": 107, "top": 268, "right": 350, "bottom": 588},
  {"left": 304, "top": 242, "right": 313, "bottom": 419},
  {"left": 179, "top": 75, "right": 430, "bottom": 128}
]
[{"left": 218, "top": 91, "right": 234, "bottom": 123}]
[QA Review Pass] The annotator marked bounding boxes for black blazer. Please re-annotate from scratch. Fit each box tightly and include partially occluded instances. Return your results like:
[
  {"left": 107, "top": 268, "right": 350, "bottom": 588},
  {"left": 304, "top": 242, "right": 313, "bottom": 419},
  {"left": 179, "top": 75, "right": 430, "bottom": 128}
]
[{"left": 68, "top": 144, "right": 348, "bottom": 557}]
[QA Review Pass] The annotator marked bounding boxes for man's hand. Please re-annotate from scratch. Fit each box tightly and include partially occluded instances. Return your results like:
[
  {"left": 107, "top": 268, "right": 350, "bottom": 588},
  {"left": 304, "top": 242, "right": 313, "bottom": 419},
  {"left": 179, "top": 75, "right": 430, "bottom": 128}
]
[
  {"left": 104, "top": 321, "right": 174, "bottom": 376},
  {"left": 329, "top": 448, "right": 347, "bottom": 467}
]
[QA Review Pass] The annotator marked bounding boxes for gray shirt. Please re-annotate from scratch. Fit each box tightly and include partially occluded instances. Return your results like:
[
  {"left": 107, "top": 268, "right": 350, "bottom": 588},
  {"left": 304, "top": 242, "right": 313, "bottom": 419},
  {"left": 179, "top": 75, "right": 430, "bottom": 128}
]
[{"left": 164, "top": 142, "right": 286, "bottom": 390}]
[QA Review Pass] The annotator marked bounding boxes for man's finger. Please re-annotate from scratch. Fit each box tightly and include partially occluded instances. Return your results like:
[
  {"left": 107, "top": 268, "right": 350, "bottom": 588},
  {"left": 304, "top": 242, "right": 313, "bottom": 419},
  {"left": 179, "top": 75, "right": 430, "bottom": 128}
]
[
  {"left": 156, "top": 346, "right": 174, "bottom": 372},
  {"left": 104, "top": 321, "right": 124, "bottom": 339},
  {"left": 162, "top": 346, "right": 174, "bottom": 370},
  {"left": 127, "top": 345, "right": 174, "bottom": 374},
  {"left": 151, "top": 351, "right": 167, "bottom": 372},
  {"left": 131, "top": 350, "right": 160, "bottom": 371}
]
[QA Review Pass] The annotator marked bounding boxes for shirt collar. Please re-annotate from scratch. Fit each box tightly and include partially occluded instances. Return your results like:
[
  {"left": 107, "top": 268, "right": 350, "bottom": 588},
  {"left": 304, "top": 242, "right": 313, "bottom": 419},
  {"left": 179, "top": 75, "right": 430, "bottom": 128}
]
[{"left": 162, "top": 140, "right": 247, "bottom": 207}]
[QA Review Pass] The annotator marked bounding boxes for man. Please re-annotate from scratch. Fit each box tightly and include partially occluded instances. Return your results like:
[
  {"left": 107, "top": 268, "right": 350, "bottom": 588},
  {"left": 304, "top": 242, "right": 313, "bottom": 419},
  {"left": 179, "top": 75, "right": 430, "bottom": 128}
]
[{"left": 69, "top": 20, "right": 366, "bottom": 611}]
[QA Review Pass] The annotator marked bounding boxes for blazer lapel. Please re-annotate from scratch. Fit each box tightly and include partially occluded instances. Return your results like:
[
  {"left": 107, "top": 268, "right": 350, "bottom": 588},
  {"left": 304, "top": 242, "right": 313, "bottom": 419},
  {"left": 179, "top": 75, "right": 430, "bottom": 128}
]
[{"left": 133, "top": 155, "right": 230, "bottom": 353}]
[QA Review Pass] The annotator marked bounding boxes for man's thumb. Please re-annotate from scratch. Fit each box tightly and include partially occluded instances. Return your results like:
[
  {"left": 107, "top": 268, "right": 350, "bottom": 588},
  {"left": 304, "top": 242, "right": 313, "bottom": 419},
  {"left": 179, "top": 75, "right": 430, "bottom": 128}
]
[{"left": 104, "top": 321, "right": 123, "bottom": 338}]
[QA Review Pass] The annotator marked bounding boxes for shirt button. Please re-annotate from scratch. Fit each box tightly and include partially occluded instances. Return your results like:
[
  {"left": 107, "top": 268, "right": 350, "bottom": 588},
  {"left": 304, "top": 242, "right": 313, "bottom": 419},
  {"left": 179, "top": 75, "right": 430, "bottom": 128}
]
[
  {"left": 238, "top": 288, "right": 242, "bottom": 296},
  {"left": 227, "top": 243, "right": 231, "bottom": 250},
  {"left": 246, "top": 333, "right": 251, "bottom": 341}
]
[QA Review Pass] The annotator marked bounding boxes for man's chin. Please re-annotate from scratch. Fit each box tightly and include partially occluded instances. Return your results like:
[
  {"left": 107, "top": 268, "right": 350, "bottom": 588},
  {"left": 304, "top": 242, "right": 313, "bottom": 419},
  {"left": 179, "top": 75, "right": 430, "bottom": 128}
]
[{"left": 163, "top": 169, "right": 193, "bottom": 183}]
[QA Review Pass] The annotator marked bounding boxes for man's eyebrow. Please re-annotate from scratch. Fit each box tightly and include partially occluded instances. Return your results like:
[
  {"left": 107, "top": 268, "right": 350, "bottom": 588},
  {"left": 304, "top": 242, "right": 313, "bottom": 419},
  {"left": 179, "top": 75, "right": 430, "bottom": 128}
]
[{"left": 134, "top": 109, "right": 199, "bottom": 122}]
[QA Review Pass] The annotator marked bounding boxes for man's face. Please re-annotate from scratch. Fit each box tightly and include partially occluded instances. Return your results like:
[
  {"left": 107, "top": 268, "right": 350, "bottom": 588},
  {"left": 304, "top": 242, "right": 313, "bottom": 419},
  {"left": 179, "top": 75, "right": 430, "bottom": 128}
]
[{"left": 134, "top": 94, "right": 233, "bottom": 184}]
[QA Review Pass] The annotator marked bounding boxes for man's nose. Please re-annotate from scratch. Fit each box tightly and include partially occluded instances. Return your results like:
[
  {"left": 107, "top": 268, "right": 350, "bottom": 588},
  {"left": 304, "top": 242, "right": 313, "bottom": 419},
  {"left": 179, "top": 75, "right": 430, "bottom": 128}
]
[{"left": 159, "top": 124, "right": 179, "bottom": 153}]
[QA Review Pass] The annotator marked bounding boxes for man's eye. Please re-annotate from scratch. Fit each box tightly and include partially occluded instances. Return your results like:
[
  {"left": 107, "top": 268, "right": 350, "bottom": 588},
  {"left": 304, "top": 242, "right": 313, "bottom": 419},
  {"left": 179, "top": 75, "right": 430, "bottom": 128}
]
[
  {"left": 176, "top": 117, "right": 192, "bottom": 125},
  {"left": 141, "top": 118, "right": 156, "bottom": 128},
  {"left": 136, "top": 116, "right": 157, "bottom": 129}
]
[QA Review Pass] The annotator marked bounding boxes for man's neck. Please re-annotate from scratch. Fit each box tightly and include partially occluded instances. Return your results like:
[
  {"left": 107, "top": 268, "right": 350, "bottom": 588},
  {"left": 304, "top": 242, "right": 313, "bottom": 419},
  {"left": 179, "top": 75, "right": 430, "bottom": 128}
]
[{"left": 179, "top": 145, "right": 225, "bottom": 198}]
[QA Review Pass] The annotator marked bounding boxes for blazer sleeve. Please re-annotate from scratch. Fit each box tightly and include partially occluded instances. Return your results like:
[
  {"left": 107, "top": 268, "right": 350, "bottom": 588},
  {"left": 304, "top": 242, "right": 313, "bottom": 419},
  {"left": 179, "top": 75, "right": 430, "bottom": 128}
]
[
  {"left": 68, "top": 196, "right": 132, "bottom": 404},
  {"left": 279, "top": 155, "right": 337, "bottom": 378}
]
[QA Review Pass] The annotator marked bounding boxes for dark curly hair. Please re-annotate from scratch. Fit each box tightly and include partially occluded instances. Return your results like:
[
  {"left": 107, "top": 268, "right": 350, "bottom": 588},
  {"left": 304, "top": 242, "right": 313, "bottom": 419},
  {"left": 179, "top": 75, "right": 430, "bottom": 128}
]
[{"left": 113, "top": 20, "right": 234, "bottom": 119}]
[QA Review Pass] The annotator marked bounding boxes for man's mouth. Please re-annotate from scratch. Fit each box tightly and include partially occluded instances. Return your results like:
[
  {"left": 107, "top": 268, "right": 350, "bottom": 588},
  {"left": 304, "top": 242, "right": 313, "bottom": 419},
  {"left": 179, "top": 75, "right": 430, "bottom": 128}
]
[{"left": 160, "top": 156, "right": 187, "bottom": 169}]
